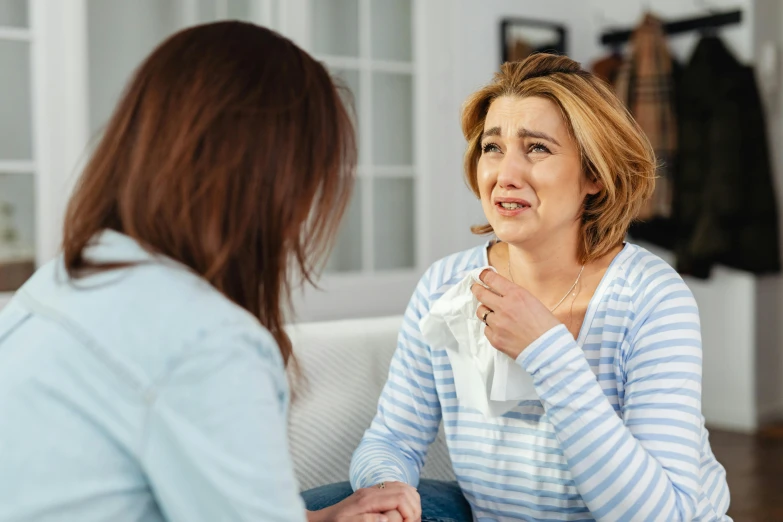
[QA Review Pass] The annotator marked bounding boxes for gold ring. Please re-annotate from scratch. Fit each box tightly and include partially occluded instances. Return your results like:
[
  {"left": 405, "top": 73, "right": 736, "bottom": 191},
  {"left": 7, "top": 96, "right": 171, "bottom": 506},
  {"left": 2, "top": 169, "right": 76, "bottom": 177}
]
[{"left": 482, "top": 311, "right": 492, "bottom": 325}]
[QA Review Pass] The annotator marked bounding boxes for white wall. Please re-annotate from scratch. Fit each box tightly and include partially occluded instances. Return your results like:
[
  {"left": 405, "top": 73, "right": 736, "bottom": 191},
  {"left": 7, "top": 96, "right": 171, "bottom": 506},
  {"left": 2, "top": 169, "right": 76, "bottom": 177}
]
[{"left": 753, "top": 0, "right": 783, "bottom": 426}]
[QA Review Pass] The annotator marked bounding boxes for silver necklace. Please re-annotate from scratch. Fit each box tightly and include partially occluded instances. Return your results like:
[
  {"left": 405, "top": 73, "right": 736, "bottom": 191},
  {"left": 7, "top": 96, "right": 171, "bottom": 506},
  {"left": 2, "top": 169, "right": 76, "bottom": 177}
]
[{"left": 508, "top": 257, "right": 585, "bottom": 313}]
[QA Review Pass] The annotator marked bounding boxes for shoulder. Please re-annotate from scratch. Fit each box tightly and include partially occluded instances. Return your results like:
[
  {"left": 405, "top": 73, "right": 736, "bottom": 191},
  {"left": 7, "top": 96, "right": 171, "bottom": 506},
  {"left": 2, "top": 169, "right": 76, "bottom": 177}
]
[
  {"left": 400, "top": 243, "right": 488, "bottom": 320},
  {"left": 23, "top": 256, "right": 282, "bottom": 379},
  {"left": 612, "top": 243, "right": 698, "bottom": 322},
  {"left": 418, "top": 243, "right": 489, "bottom": 298},
  {"left": 123, "top": 261, "right": 282, "bottom": 364}
]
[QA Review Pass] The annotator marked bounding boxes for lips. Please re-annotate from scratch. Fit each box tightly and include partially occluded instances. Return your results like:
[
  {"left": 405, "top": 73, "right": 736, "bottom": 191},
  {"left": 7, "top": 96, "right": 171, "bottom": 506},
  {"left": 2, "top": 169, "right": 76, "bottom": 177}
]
[{"left": 493, "top": 196, "right": 531, "bottom": 215}]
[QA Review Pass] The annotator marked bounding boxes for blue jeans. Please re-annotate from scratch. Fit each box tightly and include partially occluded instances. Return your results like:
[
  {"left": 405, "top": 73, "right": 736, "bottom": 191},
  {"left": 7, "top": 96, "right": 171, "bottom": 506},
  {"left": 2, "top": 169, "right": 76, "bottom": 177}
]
[{"left": 302, "top": 480, "right": 472, "bottom": 522}]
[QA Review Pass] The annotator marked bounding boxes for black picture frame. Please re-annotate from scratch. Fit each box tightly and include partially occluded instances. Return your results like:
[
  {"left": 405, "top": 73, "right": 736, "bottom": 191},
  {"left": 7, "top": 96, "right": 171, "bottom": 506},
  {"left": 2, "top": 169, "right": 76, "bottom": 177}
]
[{"left": 500, "top": 18, "right": 567, "bottom": 64}]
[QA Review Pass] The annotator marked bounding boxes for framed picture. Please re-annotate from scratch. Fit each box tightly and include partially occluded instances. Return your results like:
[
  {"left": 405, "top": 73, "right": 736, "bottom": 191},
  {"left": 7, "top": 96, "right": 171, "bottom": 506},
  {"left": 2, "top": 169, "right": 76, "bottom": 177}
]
[{"left": 500, "top": 18, "right": 567, "bottom": 64}]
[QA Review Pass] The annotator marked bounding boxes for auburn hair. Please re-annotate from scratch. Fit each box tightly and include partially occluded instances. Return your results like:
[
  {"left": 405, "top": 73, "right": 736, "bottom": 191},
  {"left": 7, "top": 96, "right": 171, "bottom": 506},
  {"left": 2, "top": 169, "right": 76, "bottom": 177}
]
[
  {"left": 62, "top": 22, "right": 356, "bottom": 365},
  {"left": 461, "top": 53, "right": 656, "bottom": 263}
]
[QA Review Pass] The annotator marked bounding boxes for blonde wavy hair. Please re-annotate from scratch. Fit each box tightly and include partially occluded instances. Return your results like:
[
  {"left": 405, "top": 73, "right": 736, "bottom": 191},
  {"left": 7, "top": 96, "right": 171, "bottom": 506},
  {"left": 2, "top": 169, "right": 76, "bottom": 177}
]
[{"left": 461, "top": 53, "right": 656, "bottom": 263}]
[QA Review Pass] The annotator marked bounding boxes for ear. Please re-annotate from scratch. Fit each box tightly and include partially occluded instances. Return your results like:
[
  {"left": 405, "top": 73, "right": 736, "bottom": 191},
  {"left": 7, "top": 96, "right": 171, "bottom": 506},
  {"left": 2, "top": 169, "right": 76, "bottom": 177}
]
[{"left": 584, "top": 173, "right": 602, "bottom": 196}]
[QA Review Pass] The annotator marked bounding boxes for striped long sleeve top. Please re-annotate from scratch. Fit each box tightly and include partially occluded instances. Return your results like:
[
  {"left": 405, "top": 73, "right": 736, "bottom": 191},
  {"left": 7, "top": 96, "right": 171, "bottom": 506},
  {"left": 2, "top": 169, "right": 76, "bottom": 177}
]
[{"left": 350, "top": 242, "right": 731, "bottom": 521}]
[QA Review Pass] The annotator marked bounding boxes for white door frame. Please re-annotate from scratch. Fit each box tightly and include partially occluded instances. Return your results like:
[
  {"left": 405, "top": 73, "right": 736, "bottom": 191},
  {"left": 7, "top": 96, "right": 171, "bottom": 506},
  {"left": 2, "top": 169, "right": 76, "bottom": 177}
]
[{"left": 30, "top": 0, "right": 90, "bottom": 265}]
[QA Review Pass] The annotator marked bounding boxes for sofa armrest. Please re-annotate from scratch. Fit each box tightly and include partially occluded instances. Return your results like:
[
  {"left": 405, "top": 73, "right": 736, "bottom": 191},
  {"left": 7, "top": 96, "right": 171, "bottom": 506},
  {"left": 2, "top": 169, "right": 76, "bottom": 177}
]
[{"left": 286, "top": 315, "right": 455, "bottom": 491}]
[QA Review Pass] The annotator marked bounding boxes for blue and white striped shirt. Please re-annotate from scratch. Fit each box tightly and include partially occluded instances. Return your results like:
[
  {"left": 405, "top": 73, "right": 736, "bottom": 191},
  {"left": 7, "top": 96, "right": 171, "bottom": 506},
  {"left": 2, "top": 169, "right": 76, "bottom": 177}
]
[{"left": 351, "top": 242, "right": 731, "bottom": 521}]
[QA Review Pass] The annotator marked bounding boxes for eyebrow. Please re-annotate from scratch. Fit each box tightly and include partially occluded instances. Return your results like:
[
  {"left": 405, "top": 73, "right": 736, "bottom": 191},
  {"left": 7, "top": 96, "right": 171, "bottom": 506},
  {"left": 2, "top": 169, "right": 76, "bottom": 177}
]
[{"left": 480, "top": 126, "right": 561, "bottom": 147}]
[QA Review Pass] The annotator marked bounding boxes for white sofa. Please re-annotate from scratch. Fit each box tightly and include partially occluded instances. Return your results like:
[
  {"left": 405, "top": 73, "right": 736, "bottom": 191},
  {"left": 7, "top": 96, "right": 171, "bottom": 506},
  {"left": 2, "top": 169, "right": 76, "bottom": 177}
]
[{"left": 287, "top": 315, "right": 455, "bottom": 491}]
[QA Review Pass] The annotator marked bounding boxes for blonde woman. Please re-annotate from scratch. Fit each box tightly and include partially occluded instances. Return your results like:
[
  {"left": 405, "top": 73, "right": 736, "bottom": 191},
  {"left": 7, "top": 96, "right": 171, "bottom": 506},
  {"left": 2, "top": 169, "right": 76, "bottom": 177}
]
[{"left": 341, "top": 54, "right": 731, "bottom": 521}]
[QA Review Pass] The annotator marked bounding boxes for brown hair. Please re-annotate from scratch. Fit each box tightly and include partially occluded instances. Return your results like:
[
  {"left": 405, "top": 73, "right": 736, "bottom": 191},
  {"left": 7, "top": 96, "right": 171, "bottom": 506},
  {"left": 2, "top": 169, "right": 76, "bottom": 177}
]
[
  {"left": 461, "top": 54, "right": 655, "bottom": 263},
  {"left": 62, "top": 22, "right": 356, "bottom": 365}
]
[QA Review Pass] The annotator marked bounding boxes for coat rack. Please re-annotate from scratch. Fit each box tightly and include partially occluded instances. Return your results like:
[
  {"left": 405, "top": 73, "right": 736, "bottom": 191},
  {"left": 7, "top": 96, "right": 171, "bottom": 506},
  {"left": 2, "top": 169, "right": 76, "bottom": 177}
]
[
  {"left": 500, "top": 18, "right": 567, "bottom": 64},
  {"left": 600, "top": 9, "right": 742, "bottom": 46}
]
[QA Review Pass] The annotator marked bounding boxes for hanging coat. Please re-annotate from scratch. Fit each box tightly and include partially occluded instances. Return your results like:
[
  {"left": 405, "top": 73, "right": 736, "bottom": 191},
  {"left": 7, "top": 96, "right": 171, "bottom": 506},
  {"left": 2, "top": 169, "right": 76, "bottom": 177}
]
[
  {"left": 591, "top": 52, "right": 624, "bottom": 86},
  {"left": 615, "top": 13, "right": 678, "bottom": 221},
  {"left": 675, "top": 35, "right": 780, "bottom": 278}
]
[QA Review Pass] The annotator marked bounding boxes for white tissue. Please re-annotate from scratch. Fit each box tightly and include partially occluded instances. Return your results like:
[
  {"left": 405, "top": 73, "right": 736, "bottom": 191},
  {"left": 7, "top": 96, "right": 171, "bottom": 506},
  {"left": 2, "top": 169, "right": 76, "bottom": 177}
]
[{"left": 419, "top": 266, "right": 538, "bottom": 418}]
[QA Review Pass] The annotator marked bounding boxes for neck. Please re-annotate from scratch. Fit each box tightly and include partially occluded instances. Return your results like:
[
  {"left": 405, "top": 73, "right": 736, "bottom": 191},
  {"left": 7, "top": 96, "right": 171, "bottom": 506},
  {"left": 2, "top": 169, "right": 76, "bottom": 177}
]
[{"left": 506, "top": 236, "right": 583, "bottom": 302}]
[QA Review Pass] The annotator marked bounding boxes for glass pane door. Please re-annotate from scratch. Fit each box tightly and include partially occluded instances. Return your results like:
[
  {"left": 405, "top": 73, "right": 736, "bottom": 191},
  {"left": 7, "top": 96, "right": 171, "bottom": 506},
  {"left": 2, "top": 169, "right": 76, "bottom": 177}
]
[
  {"left": 0, "top": 0, "right": 27, "bottom": 27},
  {"left": 313, "top": 0, "right": 416, "bottom": 274},
  {"left": 0, "top": 0, "right": 35, "bottom": 292},
  {"left": 0, "top": 40, "right": 32, "bottom": 160},
  {"left": 0, "top": 172, "right": 35, "bottom": 291},
  {"left": 311, "top": 0, "right": 359, "bottom": 57}
]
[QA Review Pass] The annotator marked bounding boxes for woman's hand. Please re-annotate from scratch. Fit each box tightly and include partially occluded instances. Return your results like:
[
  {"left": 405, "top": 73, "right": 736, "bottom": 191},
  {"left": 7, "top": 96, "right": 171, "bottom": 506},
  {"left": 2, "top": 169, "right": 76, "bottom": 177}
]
[
  {"left": 377, "top": 481, "right": 420, "bottom": 522},
  {"left": 380, "top": 509, "right": 403, "bottom": 522},
  {"left": 308, "top": 482, "right": 421, "bottom": 522},
  {"left": 471, "top": 269, "right": 561, "bottom": 359}
]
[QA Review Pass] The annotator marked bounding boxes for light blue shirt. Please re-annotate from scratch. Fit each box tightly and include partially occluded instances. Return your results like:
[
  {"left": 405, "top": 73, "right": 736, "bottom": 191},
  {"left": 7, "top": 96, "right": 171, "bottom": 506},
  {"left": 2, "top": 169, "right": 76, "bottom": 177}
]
[{"left": 0, "top": 230, "right": 307, "bottom": 522}]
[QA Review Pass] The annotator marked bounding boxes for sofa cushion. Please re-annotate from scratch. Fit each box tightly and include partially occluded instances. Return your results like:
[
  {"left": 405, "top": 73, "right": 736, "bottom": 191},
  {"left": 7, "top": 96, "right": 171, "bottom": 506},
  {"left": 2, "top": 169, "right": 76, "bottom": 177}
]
[{"left": 287, "top": 315, "right": 455, "bottom": 491}]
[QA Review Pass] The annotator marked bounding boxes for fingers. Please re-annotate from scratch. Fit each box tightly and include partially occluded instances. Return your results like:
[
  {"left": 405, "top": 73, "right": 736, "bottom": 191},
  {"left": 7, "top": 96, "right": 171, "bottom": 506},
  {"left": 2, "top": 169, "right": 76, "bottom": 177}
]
[
  {"left": 385, "top": 488, "right": 419, "bottom": 522},
  {"left": 471, "top": 282, "right": 502, "bottom": 310},
  {"left": 476, "top": 304, "right": 493, "bottom": 325},
  {"left": 349, "top": 487, "right": 421, "bottom": 522},
  {"left": 369, "top": 483, "right": 421, "bottom": 522},
  {"left": 383, "top": 510, "right": 403, "bottom": 522},
  {"left": 379, "top": 481, "right": 408, "bottom": 490},
  {"left": 477, "top": 305, "right": 502, "bottom": 351},
  {"left": 479, "top": 269, "right": 516, "bottom": 294},
  {"left": 401, "top": 487, "right": 421, "bottom": 522},
  {"left": 342, "top": 514, "right": 389, "bottom": 522}
]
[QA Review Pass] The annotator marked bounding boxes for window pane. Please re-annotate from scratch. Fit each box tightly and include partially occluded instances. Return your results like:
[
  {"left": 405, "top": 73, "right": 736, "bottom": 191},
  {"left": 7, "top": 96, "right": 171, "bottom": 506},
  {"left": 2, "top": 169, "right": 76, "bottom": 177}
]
[
  {"left": 0, "top": 172, "right": 35, "bottom": 291},
  {"left": 197, "top": 0, "right": 218, "bottom": 22},
  {"left": 331, "top": 67, "right": 362, "bottom": 163},
  {"left": 226, "top": 0, "right": 252, "bottom": 20},
  {"left": 373, "top": 178, "right": 414, "bottom": 270},
  {"left": 372, "top": 72, "right": 412, "bottom": 166},
  {"left": 325, "top": 178, "right": 363, "bottom": 273},
  {"left": 0, "top": 40, "right": 31, "bottom": 161},
  {"left": 370, "top": 0, "right": 411, "bottom": 61},
  {"left": 311, "top": 0, "right": 359, "bottom": 57},
  {"left": 195, "top": 0, "right": 252, "bottom": 22},
  {"left": 0, "top": 0, "right": 27, "bottom": 27}
]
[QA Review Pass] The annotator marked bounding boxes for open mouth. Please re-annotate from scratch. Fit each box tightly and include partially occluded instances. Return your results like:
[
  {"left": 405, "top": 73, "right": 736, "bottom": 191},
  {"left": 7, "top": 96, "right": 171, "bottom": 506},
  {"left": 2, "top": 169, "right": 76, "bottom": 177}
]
[
  {"left": 494, "top": 197, "right": 532, "bottom": 213},
  {"left": 497, "top": 202, "right": 530, "bottom": 210}
]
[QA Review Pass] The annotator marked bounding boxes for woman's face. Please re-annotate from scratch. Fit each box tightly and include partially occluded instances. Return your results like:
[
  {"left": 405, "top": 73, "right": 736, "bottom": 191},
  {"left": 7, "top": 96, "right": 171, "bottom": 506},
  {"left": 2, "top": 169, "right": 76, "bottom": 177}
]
[{"left": 477, "top": 95, "right": 599, "bottom": 249}]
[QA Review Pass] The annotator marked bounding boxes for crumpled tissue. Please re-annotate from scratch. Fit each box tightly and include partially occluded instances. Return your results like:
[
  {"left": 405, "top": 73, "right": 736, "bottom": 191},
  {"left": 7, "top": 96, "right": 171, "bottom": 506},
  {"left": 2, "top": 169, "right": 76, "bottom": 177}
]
[{"left": 419, "top": 266, "right": 538, "bottom": 417}]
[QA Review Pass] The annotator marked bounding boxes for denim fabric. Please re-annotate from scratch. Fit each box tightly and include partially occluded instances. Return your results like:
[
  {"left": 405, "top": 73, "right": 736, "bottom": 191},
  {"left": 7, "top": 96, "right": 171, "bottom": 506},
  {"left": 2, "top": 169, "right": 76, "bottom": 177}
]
[{"left": 302, "top": 480, "right": 472, "bottom": 522}]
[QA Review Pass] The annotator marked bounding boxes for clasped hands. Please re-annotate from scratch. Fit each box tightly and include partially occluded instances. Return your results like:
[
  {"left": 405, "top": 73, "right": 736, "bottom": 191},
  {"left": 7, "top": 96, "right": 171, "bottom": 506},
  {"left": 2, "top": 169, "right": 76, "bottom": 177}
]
[{"left": 308, "top": 481, "right": 420, "bottom": 522}]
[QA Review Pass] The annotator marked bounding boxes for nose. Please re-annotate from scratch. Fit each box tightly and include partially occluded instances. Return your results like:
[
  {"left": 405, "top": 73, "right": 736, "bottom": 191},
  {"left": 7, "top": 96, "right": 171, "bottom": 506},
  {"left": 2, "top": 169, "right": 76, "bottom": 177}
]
[{"left": 496, "top": 149, "right": 527, "bottom": 190}]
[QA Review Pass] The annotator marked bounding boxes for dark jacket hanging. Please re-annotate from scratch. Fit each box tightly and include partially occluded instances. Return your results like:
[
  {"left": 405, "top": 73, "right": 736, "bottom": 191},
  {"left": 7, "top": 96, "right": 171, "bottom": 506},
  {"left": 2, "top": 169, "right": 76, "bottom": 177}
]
[{"left": 674, "top": 35, "right": 780, "bottom": 278}]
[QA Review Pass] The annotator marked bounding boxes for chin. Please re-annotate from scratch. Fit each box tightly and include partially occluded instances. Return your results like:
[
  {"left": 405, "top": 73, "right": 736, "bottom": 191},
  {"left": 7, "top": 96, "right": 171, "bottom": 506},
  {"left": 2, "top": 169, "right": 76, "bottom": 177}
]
[{"left": 491, "top": 224, "right": 537, "bottom": 245}]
